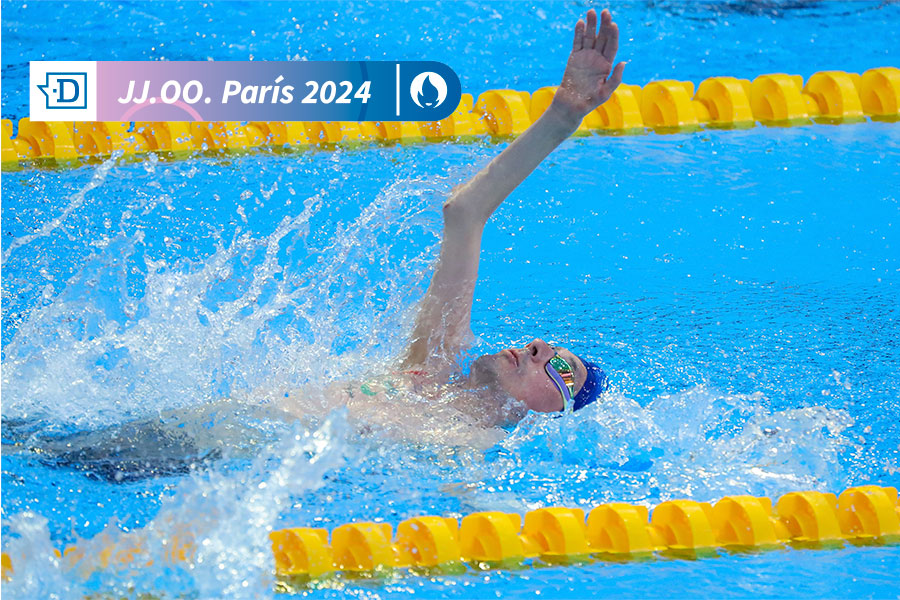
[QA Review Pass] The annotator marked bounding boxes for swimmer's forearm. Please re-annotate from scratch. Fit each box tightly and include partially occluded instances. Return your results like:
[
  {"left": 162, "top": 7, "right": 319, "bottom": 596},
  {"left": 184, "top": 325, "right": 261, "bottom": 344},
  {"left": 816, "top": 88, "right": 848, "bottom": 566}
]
[{"left": 451, "top": 103, "right": 581, "bottom": 225}]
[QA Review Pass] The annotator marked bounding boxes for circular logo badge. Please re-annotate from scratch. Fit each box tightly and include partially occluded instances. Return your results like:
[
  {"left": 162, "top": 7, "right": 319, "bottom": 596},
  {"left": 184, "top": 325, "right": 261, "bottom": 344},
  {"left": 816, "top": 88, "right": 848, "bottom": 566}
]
[{"left": 410, "top": 72, "right": 448, "bottom": 109}]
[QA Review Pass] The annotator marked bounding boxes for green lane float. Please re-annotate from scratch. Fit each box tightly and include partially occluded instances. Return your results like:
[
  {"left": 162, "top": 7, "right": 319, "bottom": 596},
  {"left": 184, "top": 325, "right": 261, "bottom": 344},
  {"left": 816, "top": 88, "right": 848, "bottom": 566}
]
[
  {"left": 1, "top": 66, "right": 898, "bottom": 170},
  {"left": 5, "top": 485, "right": 897, "bottom": 586}
]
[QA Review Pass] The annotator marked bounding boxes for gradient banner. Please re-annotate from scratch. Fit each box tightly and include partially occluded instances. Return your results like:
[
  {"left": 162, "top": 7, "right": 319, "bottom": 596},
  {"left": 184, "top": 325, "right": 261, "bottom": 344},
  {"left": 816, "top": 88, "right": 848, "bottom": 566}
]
[{"left": 30, "top": 61, "right": 461, "bottom": 122}]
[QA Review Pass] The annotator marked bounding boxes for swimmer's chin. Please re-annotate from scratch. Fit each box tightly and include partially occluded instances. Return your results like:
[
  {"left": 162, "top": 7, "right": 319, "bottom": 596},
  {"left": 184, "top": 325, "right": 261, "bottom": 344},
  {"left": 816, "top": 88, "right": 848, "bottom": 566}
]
[{"left": 461, "top": 357, "right": 526, "bottom": 423}]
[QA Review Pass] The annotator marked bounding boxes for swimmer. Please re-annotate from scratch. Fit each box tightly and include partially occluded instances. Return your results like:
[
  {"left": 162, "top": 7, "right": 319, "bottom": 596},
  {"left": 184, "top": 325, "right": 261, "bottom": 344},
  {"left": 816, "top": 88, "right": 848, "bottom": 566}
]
[
  {"left": 306, "top": 8, "right": 624, "bottom": 435},
  {"left": 11, "top": 8, "right": 626, "bottom": 478}
]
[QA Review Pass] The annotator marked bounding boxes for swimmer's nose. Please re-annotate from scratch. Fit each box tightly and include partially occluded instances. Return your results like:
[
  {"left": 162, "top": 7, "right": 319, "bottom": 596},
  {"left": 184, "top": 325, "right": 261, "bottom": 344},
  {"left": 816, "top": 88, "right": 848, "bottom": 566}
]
[{"left": 527, "top": 339, "right": 554, "bottom": 362}]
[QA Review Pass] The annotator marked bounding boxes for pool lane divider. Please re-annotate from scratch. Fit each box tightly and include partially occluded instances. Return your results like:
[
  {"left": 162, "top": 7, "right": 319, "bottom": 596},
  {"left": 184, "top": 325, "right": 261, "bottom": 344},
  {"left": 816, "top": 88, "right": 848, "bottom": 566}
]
[
  {"left": 2, "top": 485, "right": 898, "bottom": 585},
  {"left": 1, "top": 67, "right": 898, "bottom": 170}
]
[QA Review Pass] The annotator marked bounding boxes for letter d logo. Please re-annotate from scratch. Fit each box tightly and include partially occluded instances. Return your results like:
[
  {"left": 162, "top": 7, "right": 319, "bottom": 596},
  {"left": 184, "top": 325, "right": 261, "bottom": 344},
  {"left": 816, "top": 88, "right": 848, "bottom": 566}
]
[
  {"left": 31, "top": 61, "right": 97, "bottom": 121},
  {"left": 38, "top": 72, "right": 88, "bottom": 109}
]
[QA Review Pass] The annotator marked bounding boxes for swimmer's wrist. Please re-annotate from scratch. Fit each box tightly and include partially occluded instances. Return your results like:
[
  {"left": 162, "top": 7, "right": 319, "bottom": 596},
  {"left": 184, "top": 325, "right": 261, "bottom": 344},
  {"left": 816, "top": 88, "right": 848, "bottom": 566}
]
[{"left": 543, "top": 101, "right": 583, "bottom": 135}]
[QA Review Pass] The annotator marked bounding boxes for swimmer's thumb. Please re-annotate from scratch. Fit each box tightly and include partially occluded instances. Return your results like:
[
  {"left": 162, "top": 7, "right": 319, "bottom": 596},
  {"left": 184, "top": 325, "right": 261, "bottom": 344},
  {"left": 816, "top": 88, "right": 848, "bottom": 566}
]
[{"left": 608, "top": 62, "right": 626, "bottom": 88}]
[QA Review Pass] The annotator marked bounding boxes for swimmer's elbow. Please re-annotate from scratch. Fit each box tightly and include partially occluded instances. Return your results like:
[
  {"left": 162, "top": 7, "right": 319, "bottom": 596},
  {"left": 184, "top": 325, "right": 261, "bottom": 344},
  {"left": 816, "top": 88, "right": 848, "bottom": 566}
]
[{"left": 443, "top": 188, "right": 487, "bottom": 231}]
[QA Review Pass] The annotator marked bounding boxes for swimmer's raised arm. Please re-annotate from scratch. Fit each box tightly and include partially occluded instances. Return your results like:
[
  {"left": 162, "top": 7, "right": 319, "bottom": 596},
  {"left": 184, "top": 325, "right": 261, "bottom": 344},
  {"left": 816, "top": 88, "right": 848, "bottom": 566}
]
[
  {"left": 449, "top": 9, "right": 625, "bottom": 225},
  {"left": 404, "top": 8, "right": 625, "bottom": 368}
]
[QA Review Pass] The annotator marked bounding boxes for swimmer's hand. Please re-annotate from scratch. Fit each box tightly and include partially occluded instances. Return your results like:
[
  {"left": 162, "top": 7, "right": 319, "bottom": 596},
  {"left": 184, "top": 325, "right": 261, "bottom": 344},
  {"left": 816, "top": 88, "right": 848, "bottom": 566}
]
[{"left": 552, "top": 8, "right": 626, "bottom": 125}]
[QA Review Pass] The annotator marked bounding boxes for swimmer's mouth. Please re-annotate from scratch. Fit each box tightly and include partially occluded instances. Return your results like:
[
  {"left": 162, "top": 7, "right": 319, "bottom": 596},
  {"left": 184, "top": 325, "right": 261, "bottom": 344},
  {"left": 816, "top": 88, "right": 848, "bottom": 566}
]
[{"left": 505, "top": 349, "right": 519, "bottom": 366}]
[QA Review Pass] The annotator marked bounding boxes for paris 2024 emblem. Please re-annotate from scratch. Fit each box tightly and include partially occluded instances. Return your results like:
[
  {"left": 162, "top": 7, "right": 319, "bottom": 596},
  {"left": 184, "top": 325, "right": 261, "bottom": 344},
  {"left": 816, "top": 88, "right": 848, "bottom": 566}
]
[{"left": 410, "top": 72, "right": 447, "bottom": 109}]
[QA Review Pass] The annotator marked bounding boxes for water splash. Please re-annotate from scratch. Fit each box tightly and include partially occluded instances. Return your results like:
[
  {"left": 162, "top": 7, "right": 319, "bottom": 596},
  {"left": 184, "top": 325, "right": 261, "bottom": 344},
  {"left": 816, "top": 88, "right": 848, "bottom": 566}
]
[
  {"left": 1, "top": 152, "right": 122, "bottom": 267},
  {"left": 2, "top": 167, "right": 443, "bottom": 433},
  {"left": 468, "top": 385, "right": 854, "bottom": 513},
  {"left": 2, "top": 414, "right": 349, "bottom": 600}
]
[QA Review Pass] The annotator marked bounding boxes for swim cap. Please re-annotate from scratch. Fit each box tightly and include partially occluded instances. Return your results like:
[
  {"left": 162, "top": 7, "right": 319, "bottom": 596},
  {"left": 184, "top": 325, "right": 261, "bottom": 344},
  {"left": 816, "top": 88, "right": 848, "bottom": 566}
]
[{"left": 573, "top": 359, "right": 609, "bottom": 411}]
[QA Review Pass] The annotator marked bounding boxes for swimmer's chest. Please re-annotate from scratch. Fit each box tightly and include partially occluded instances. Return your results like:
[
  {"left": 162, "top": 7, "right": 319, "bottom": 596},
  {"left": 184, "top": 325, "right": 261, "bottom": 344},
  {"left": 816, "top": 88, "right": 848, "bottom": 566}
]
[{"left": 351, "top": 370, "right": 430, "bottom": 400}]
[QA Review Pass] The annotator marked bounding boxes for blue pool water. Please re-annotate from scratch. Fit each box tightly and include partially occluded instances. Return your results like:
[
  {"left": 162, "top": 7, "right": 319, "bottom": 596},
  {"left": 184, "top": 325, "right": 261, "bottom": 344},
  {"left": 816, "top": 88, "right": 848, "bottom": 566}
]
[{"left": 2, "top": 1, "right": 900, "bottom": 598}]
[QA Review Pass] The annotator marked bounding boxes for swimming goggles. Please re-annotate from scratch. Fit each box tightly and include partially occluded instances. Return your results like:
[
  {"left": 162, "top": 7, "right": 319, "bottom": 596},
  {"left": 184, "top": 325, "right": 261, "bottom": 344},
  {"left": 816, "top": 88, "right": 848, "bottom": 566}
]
[{"left": 545, "top": 354, "right": 576, "bottom": 413}]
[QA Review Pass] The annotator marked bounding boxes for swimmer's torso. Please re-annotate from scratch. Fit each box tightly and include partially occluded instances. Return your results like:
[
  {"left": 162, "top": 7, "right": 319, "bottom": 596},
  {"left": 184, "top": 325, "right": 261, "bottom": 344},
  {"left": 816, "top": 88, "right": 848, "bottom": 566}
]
[{"left": 277, "top": 368, "right": 515, "bottom": 447}]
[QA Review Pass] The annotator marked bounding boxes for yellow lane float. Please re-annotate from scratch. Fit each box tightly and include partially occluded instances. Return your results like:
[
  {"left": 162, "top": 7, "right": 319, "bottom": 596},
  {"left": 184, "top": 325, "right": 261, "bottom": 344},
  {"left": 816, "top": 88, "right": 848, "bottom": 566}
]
[
  {"left": 2, "top": 485, "right": 898, "bottom": 585},
  {"left": 2, "top": 67, "right": 897, "bottom": 170}
]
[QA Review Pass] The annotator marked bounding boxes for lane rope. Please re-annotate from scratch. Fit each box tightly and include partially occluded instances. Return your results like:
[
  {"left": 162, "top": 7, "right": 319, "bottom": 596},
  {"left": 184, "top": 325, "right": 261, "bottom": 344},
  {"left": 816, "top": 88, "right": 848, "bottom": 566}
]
[
  {"left": 2, "top": 67, "right": 898, "bottom": 170},
  {"left": 2, "top": 485, "right": 898, "bottom": 584}
]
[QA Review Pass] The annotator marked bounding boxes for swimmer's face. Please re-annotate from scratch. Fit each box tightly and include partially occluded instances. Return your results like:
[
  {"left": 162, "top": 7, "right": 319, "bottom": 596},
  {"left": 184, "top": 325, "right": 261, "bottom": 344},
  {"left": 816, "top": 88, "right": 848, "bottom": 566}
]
[{"left": 470, "top": 339, "right": 587, "bottom": 412}]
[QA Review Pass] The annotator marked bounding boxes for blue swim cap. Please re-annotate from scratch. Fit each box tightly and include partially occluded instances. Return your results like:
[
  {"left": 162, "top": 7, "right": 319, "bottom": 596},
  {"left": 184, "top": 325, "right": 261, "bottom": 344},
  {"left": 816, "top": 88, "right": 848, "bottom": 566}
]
[{"left": 573, "top": 359, "right": 609, "bottom": 411}]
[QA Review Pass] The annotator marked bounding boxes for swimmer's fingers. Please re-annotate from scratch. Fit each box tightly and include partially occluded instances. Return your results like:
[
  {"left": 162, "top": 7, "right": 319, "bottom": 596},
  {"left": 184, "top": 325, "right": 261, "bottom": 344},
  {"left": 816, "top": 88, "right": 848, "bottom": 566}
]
[
  {"left": 583, "top": 9, "right": 598, "bottom": 49},
  {"left": 599, "top": 10, "right": 619, "bottom": 62},
  {"left": 572, "top": 18, "right": 586, "bottom": 51},
  {"left": 601, "top": 61, "right": 626, "bottom": 98}
]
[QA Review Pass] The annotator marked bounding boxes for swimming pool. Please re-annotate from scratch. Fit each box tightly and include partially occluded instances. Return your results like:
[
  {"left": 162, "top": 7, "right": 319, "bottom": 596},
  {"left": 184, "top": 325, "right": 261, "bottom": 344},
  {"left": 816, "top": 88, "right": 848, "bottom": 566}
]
[{"left": 2, "top": 1, "right": 899, "bottom": 597}]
